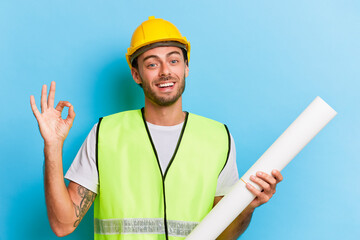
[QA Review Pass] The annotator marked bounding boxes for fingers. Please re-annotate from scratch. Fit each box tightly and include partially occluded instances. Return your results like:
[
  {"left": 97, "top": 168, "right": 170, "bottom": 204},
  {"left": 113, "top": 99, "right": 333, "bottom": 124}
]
[
  {"left": 30, "top": 95, "right": 41, "bottom": 120},
  {"left": 250, "top": 171, "right": 281, "bottom": 197},
  {"left": 250, "top": 174, "right": 272, "bottom": 193},
  {"left": 66, "top": 104, "right": 76, "bottom": 122},
  {"left": 246, "top": 170, "right": 283, "bottom": 208},
  {"left": 246, "top": 183, "right": 270, "bottom": 203},
  {"left": 48, "top": 81, "right": 56, "bottom": 108},
  {"left": 40, "top": 81, "right": 56, "bottom": 110},
  {"left": 272, "top": 169, "right": 283, "bottom": 183},
  {"left": 41, "top": 84, "right": 48, "bottom": 112},
  {"left": 246, "top": 172, "right": 275, "bottom": 205},
  {"left": 250, "top": 172, "right": 277, "bottom": 192},
  {"left": 250, "top": 169, "right": 283, "bottom": 191},
  {"left": 259, "top": 171, "right": 277, "bottom": 188},
  {"left": 55, "top": 101, "right": 76, "bottom": 122},
  {"left": 55, "top": 101, "right": 71, "bottom": 113}
]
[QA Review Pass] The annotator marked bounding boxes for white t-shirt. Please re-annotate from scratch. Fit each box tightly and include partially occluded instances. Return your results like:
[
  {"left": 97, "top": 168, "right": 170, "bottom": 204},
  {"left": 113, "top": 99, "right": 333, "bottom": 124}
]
[{"left": 65, "top": 122, "right": 239, "bottom": 196}]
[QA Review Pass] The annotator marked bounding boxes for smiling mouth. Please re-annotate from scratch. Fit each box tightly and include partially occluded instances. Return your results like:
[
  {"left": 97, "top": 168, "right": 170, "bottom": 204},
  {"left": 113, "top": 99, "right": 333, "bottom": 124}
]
[{"left": 157, "top": 82, "right": 175, "bottom": 88}]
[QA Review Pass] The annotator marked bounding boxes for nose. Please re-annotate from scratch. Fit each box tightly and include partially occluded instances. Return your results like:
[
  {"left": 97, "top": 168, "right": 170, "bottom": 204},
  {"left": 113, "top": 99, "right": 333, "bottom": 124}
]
[{"left": 159, "top": 62, "right": 171, "bottom": 77}]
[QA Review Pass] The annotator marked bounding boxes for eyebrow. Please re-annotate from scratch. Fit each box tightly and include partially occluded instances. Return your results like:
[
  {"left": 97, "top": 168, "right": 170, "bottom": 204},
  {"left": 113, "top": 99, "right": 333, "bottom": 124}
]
[{"left": 142, "top": 51, "right": 182, "bottom": 63}]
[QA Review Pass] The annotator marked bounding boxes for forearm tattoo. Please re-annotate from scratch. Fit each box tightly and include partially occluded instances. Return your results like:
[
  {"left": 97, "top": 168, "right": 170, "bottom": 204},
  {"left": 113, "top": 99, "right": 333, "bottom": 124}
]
[{"left": 73, "top": 185, "right": 96, "bottom": 227}]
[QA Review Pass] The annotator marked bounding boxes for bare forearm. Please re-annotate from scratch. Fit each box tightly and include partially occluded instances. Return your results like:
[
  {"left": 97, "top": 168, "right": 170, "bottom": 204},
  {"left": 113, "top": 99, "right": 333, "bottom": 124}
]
[
  {"left": 44, "top": 143, "right": 76, "bottom": 236},
  {"left": 217, "top": 205, "right": 255, "bottom": 240}
]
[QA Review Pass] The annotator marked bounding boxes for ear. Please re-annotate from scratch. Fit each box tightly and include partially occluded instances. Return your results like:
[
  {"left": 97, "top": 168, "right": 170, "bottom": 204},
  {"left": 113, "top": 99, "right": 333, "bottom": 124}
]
[
  {"left": 131, "top": 67, "right": 142, "bottom": 85},
  {"left": 185, "top": 62, "right": 189, "bottom": 78}
]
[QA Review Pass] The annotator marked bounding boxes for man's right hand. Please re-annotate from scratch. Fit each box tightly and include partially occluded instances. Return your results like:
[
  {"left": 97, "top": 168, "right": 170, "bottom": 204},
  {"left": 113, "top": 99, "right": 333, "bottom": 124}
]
[
  {"left": 30, "top": 81, "right": 75, "bottom": 145},
  {"left": 30, "top": 81, "right": 83, "bottom": 237}
]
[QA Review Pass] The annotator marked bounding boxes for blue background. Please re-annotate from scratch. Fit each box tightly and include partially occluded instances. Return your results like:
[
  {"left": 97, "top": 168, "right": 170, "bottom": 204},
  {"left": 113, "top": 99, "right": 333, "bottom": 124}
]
[{"left": 1, "top": 0, "right": 359, "bottom": 239}]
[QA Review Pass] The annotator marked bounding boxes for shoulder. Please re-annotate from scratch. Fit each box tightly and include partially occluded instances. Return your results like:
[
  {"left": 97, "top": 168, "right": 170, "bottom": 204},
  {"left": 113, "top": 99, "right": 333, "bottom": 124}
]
[
  {"left": 100, "top": 109, "right": 143, "bottom": 128},
  {"left": 101, "top": 109, "right": 142, "bottom": 122},
  {"left": 187, "top": 112, "right": 226, "bottom": 128},
  {"left": 98, "top": 109, "right": 145, "bottom": 136},
  {"left": 186, "top": 113, "right": 230, "bottom": 145}
]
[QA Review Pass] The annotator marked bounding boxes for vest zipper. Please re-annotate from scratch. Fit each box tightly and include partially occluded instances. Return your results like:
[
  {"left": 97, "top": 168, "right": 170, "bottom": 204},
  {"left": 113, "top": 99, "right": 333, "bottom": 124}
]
[{"left": 141, "top": 108, "right": 189, "bottom": 240}]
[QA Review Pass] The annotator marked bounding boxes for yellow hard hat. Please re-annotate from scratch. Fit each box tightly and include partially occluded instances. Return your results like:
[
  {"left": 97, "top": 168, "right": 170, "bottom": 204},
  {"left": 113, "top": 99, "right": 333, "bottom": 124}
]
[{"left": 126, "top": 16, "right": 191, "bottom": 69}]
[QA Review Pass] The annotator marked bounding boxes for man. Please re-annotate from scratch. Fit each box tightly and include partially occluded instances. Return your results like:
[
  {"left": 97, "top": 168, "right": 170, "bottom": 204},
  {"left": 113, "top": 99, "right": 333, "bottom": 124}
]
[{"left": 30, "top": 16, "right": 283, "bottom": 239}]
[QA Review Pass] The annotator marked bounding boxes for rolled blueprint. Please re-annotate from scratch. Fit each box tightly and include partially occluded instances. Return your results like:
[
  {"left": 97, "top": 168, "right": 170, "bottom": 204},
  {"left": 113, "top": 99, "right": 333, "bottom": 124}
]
[{"left": 186, "top": 96, "right": 337, "bottom": 240}]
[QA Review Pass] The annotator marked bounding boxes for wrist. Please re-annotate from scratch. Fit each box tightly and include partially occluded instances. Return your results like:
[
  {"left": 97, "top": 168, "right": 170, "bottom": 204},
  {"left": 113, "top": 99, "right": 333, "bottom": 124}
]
[
  {"left": 44, "top": 140, "right": 64, "bottom": 151},
  {"left": 244, "top": 205, "right": 255, "bottom": 215}
]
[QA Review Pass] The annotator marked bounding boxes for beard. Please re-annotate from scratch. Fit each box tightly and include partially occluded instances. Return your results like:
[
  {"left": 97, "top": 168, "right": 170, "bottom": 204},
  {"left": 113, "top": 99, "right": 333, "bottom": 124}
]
[{"left": 140, "top": 74, "right": 186, "bottom": 106}]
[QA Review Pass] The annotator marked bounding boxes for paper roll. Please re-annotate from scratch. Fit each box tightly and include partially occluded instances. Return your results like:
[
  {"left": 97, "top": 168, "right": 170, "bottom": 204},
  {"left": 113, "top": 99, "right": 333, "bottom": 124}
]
[{"left": 186, "top": 96, "right": 337, "bottom": 240}]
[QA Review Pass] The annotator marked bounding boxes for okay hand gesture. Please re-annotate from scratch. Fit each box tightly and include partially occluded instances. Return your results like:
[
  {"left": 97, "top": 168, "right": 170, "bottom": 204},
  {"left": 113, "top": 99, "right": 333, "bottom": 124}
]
[{"left": 30, "top": 81, "right": 75, "bottom": 145}]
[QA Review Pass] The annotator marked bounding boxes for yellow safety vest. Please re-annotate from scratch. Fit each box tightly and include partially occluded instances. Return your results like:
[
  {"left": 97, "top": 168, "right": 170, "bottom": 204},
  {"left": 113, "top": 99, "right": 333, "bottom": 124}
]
[{"left": 94, "top": 109, "right": 230, "bottom": 240}]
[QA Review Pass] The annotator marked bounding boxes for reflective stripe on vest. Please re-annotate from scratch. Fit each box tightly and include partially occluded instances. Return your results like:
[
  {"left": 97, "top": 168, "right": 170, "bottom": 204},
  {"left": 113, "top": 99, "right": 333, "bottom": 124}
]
[
  {"left": 94, "top": 218, "right": 198, "bottom": 237},
  {"left": 95, "top": 109, "right": 230, "bottom": 240}
]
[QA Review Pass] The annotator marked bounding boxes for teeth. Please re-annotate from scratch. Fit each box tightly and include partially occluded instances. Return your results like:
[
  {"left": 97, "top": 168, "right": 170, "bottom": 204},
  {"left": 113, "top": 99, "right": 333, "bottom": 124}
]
[{"left": 158, "top": 82, "right": 174, "bottom": 88}]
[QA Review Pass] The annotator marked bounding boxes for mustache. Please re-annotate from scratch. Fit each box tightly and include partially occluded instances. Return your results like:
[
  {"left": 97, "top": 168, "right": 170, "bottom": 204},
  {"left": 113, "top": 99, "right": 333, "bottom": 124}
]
[{"left": 155, "top": 76, "right": 178, "bottom": 84}]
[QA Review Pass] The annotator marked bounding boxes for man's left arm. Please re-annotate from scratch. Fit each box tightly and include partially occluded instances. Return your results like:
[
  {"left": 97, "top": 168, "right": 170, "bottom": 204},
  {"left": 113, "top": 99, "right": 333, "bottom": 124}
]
[{"left": 215, "top": 169, "right": 283, "bottom": 240}]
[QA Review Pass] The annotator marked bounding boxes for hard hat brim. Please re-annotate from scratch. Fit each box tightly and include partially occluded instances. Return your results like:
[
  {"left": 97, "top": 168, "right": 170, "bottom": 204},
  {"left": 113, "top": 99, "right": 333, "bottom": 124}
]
[{"left": 129, "top": 41, "right": 188, "bottom": 66}]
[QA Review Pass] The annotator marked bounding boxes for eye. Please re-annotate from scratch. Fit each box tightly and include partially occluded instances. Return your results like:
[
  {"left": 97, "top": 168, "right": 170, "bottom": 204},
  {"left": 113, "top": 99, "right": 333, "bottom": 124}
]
[
  {"left": 147, "top": 63, "right": 157, "bottom": 68},
  {"left": 170, "top": 59, "right": 179, "bottom": 64}
]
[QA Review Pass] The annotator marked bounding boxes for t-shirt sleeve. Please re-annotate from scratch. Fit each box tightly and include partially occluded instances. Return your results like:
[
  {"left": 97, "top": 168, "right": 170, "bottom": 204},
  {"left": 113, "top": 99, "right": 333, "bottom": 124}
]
[
  {"left": 215, "top": 133, "right": 239, "bottom": 196},
  {"left": 65, "top": 123, "right": 99, "bottom": 194}
]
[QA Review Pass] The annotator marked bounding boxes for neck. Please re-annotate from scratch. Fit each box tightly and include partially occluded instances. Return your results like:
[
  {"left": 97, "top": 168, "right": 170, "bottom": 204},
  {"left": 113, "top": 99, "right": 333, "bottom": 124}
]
[{"left": 143, "top": 97, "right": 185, "bottom": 126}]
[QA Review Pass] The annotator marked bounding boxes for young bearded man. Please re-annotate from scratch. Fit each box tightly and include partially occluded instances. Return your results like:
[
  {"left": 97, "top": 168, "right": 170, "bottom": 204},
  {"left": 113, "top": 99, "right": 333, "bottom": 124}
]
[{"left": 30, "top": 16, "right": 283, "bottom": 240}]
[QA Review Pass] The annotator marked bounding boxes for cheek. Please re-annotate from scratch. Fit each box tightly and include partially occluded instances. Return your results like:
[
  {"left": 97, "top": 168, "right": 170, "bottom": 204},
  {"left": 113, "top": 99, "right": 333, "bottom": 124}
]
[
  {"left": 171, "top": 66, "right": 186, "bottom": 77},
  {"left": 177, "top": 64, "right": 189, "bottom": 78},
  {"left": 140, "top": 71, "right": 158, "bottom": 84},
  {"left": 145, "top": 73, "right": 158, "bottom": 82}
]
